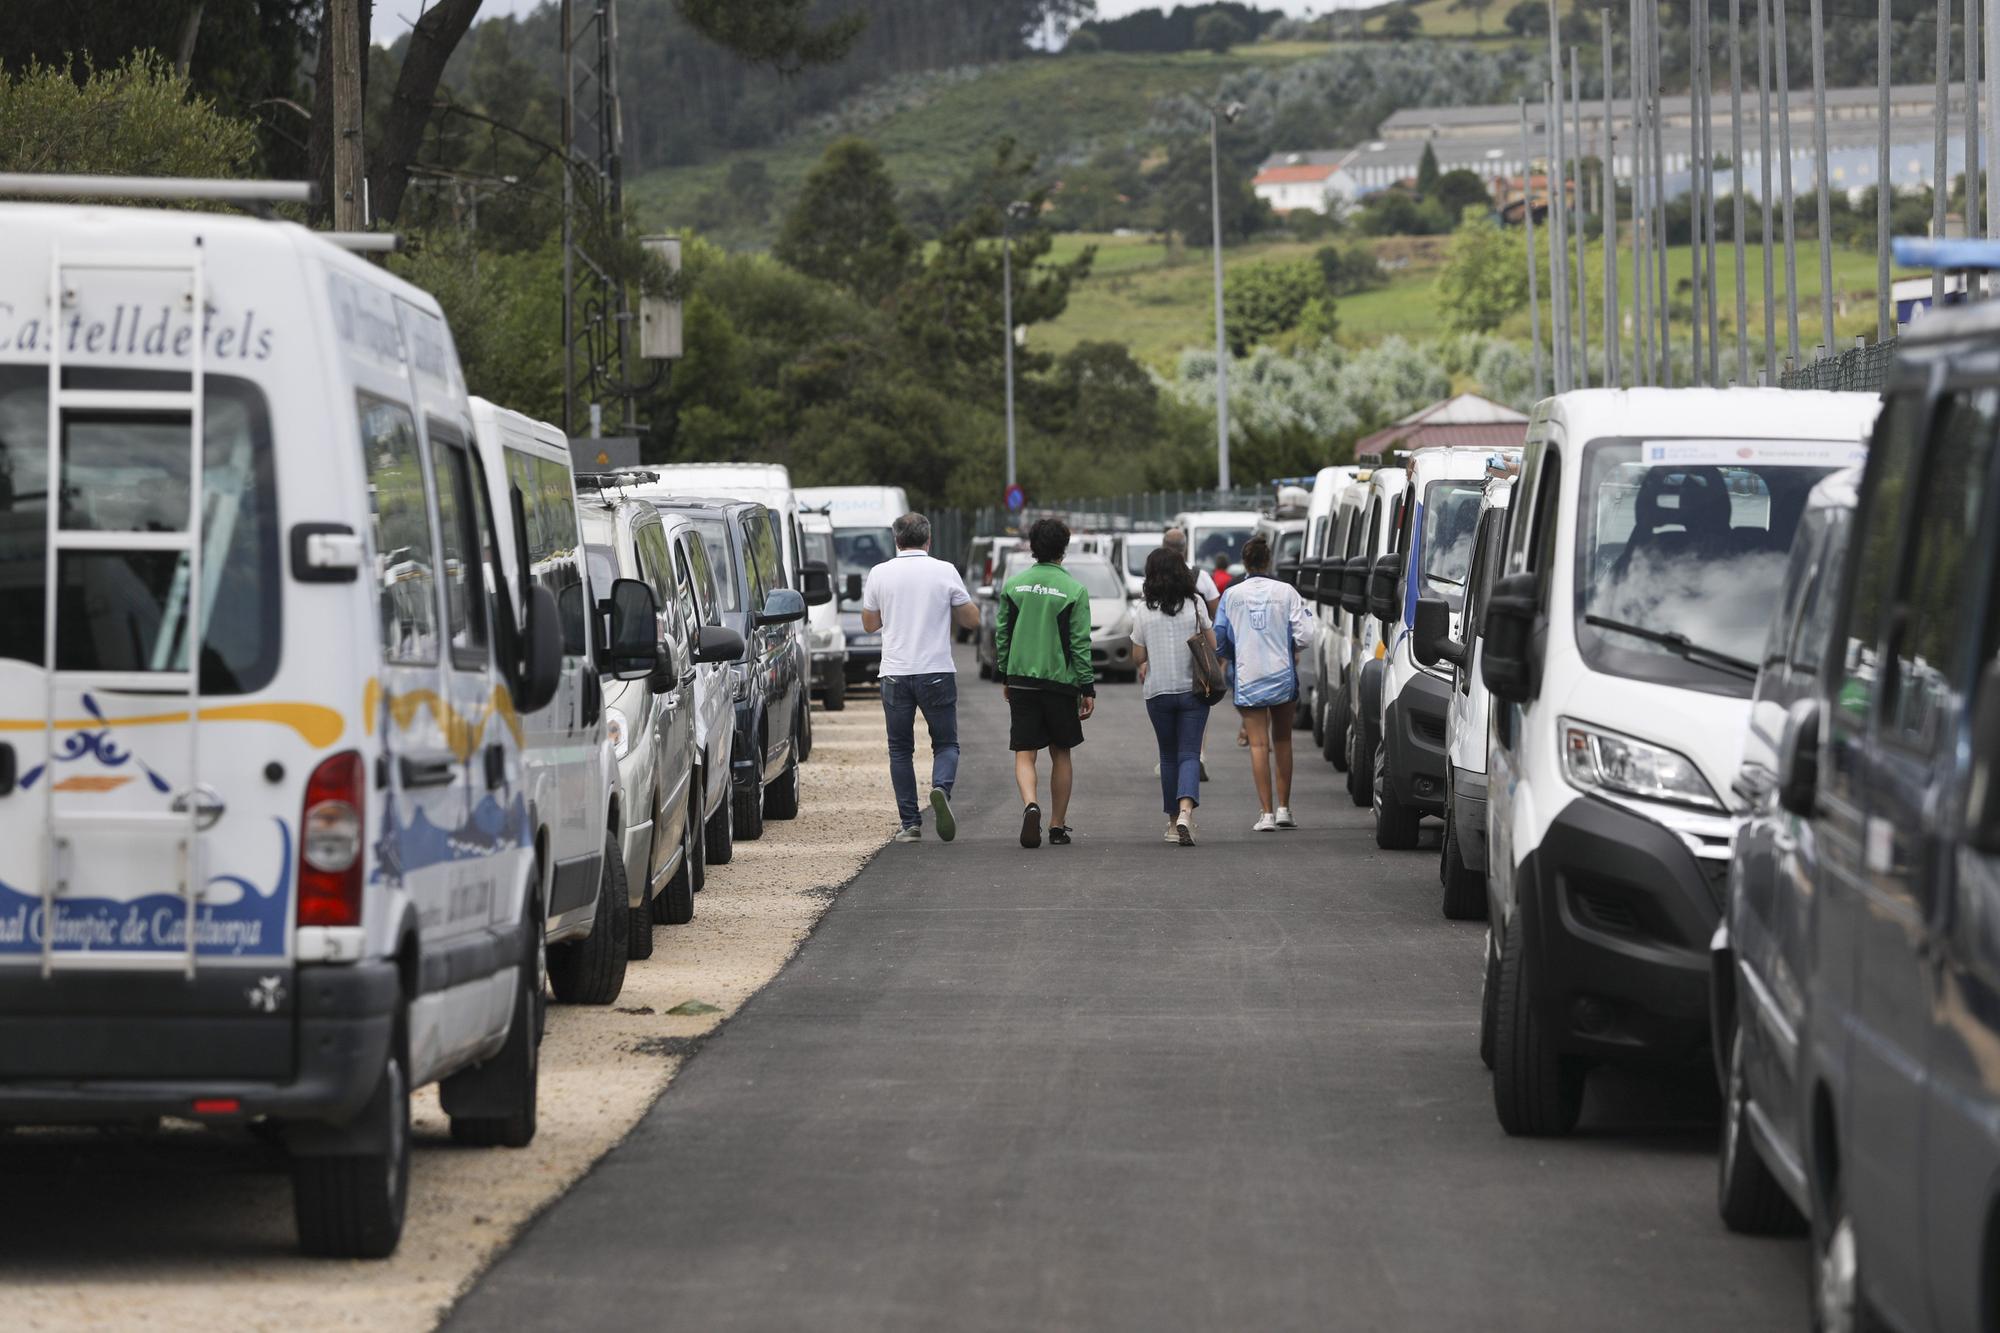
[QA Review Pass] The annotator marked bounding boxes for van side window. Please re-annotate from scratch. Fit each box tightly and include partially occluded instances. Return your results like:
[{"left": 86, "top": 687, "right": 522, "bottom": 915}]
[
  {"left": 427, "top": 423, "right": 489, "bottom": 670},
  {"left": 358, "top": 393, "right": 439, "bottom": 664},
  {"left": 1789, "top": 514, "right": 1847, "bottom": 676},
  {"left": 741, "top": 511, "right": 779, "bottom": 607},
  {"left": 635, "top": 522, "right": 679, "bottom": 638},
  {"left": 1885, "top": 386, "right": 1996, "bottom": 750},
  {"left": 534, "top": 457, "right": 587, "bottom": 657},
  {"left": 1525, "top": 449, "right": 1563, "bottom": 603},
  {"left": 504, "top": 448, "right": 546, "bottom": 554},
  {"left": 1836, "top": 389, "right": 1927, "bottom": 727},
  {"left": 672, "top": 539, "right": 702, "bottom": 633},
  {"left": 684, "top": 531, "right": 722, "bottom": 624}
]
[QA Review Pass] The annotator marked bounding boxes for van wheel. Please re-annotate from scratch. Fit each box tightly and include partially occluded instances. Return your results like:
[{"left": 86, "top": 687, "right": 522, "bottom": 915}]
[
  {"left": 824, "top": 671, "right": 847, "bottom": 712},
  {"left": 764, "top": 751, "right": 802, "bottom": 820},
  {"left": 705, "top": 779, "right": 734, "bottom": 867},
  {"left": 444, "top": 922, "right": 541, "bottom": 1149},
  {"left": 292, "top": 1017, "right": 410, "bottom": 1258},
  {"left": 656, "top": 793, "right": 697, "bottom": 926},
  {"left": 1440, "top": 805, "right": 1486, "bottom": 920},
  {"left": 1372, "top": 740, "right": 1419, "bottom": 849},
  {"left": 797, "top": 701, "right": 814, "bottom": 762},
  {"left": 1478, "top": 929, "right": 1499, "bottom": 1070},
  {"left": 1345, "top": 711, "right": 1372, "bottom": 806},
  {"left": 547, "top": 831, "right": 629, "bottom": 1004},
  {"left": 735, "top": 773, "right": 766, "bottom": 842},
  {"left": 1719, "top": 1020, "right": 1805, "bottom": 1234},
  {"left": 1310, "top": 690, "right": 1327, "bottom": 747},
  {"left": 1492, "top": 911, "right": 1585, "bottom": 1136},
  {"left": 1325, "top": 684, "right": 1348, "bottom": 770}
]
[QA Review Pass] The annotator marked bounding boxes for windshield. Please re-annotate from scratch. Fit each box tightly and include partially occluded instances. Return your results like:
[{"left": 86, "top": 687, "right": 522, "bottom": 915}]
[
  {"left": 1420, "top": 479, "right": 1485, "bottom": 609},
  {"left": 1191, "top": 526, "right": 1253, "bottom": 564},
  {"left": 683, "top": 517, "right": 740, "bottom": 612},
  {"left": 1071, "top": 561, "right": 1125, "bottom": 599},
  {"left": 803, "top": 530, "right": 835, "bottom": 569},
  {"left": 1276, "top": 529, "right": 1304, "bottom": 563},
  {"left": 834, "top": 526, "right": 895, "bottom": 580},
  {"left": 1575, "top": 437, "right": 1863, "bottom": 696},
  {"left": 1124, "top": 538, "right": 1160, "bottom": 577}
]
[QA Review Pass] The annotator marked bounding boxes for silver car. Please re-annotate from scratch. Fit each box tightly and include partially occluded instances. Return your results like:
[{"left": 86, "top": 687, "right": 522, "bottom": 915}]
[{"left": 977, "top": 552, "right": 1134, "bottom": 683}]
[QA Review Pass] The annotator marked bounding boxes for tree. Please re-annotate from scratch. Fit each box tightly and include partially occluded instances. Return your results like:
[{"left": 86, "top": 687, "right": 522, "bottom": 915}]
[
  {"left": 672, "top": 0, "right": 866, "bottom": 70},
  {"left": 1381, "top": 6, "right": 1423, "bottom": 39},
  {"left": 1155, "top": 134, "right": 1269, "bottom": 248},
  {"left": 1434, "top": 168, "right": 1493, "bottom": 219},
  {"left": 1416, "top": 143, "right": 1440, "bottom": 196},
  {"left": 0, "top": 52, "right": 256, "bottom": 179},
  {"left": 1065, "top": 28, "right": 1102, "bottom": 54},
  {"left": 1194, "top": 11, "right": 1248, "bottom": 53},
  {"left": 774, "top": 138, "right": 917, "bottom": 305},
  {"left": 1503, "top": 0, "right": 1547, "bottom": 34},
  {"left": 1435, "top": 209, "right": 1529, "bottom": 332},
  {"left": 1223, "top": 260, "right": 1323, "bottom": 355},
  {"left": 1448, "top": 0, "right": 1498, "bottom": 32},
  {"left": 1315, "top": 243, "right": 1386, "bottom": 295}
]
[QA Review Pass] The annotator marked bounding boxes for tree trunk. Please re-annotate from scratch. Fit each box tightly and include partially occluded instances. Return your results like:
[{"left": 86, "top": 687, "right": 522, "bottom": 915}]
[
  {"left": 367, "top": 0, "right": 484, "bottom": 227},
  {"left": 307, "top": 0, "right": 370, "bottom": 226},
  {"left": 174, "top": 3, "right": 205, "bottom": 77}
]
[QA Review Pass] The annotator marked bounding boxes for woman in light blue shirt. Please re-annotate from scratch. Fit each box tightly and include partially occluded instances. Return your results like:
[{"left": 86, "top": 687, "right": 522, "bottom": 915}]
[{"left": 1214, "top": 535, "right": 1313, "bottom": 831}]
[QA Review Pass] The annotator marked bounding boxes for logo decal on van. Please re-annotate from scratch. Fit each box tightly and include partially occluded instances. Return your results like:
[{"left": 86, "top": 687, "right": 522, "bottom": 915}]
[{"left": 17, "top": 695, "right": 171, "bottom": 794}]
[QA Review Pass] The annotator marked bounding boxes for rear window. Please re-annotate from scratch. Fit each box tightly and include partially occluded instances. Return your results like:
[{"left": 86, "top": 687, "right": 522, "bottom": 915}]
[{"left": 0, "top": 367, "right": 281, "bottom": 692}]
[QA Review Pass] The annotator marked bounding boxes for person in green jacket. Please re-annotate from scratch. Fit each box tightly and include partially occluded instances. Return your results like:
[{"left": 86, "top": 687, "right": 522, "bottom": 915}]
[{"left": 995, "top": 517, "right": 1096, "bottom": 849}]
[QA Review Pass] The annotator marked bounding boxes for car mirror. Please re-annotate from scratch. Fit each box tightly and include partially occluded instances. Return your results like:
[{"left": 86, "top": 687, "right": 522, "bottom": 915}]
[
  {"left": 1367, "top": 552, "right": 1404, "bottom": 625},
  {"left": 842, "top": 572, "right": 864, "bottom": 603},
  {"left": 1276, "top": 559, "right": 1301, "bottom": 589},
  {"left": 1777, "top": 698, "right": 1823, "bottom": 819},
  {"left": 1339, "top": 558, "right": 1367, "bottom": 616},
  {"left": 693, "top": 623, "right": 744, "bottom": 664},
  {"left": 516, "top": 584, "right": 562, "bottom": 713},
  {"left": 1480, "top": 571, "right": 1538, "bottom": 704},
  {"left": 800, "top": 559, "right": 834, "bottom": 608},
  {"left": 604, "top": 577, "right": 660, "bottom": 681},
  {"left": 757, "top": 587, "right": 808, "bottom": 626},
  {"left": 1413, "top": 594, "right": 1466, "bottom": 669}
]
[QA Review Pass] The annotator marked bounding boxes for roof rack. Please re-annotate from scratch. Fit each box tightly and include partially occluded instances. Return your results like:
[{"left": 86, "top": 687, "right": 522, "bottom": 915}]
[
  {"left": 575, "top": 468, "right": 662, "bottom": 493},
  {"left": 0, "top": 174, "right": 315, "bottom": 205}
]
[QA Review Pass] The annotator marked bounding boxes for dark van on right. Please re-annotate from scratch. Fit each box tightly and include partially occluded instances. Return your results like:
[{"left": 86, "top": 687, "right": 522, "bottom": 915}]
[{"left": 1735, "top": 308, "right": 2000, "bottom": 1333}]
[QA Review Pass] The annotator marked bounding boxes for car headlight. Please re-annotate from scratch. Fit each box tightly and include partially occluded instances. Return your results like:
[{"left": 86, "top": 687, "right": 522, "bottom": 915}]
[
  {"left": 606, "top": 706, "right": 632, "bottom": 760},
  {"left": 811, "top": 627, "right": 838, "bottom": 652},
  {"left": 1560, "top": 718, "right": 1722, "bottom": 811}
]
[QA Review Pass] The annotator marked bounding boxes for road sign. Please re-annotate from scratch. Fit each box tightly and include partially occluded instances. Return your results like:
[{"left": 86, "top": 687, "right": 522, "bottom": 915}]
[{"left": 1003, "top": 483, "right": 1025, "bottom": 512}]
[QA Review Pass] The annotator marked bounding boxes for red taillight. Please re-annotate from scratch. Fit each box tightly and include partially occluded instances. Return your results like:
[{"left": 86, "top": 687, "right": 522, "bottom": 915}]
[
  {"left": 297, "top": 750, "right": 365, "bottom": 928},
  {"left": 192, "top": 1098, "right": 240, "bottom": 1116}
]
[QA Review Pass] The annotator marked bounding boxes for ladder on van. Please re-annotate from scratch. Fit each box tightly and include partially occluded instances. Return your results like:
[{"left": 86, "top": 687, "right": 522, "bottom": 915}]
[{"left": 40, "top": 241, "right": 209, "bottom": 978}]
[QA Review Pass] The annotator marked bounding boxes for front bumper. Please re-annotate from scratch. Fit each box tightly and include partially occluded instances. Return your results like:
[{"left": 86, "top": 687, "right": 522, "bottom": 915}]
[
  {"left": 844, "top": 639, "right": 880, "bottom": 682},
  {"left": 0, "top": 961, "right": 399, "bottom": 1125},
  {"left": 1383, "top": 671, "right": 1451, "bottom": 815},
  {"left": 812, "top": 653, "right": 847, "bottom": 690},
  {"left": 1453, "top": 768, "right": 1488, "bottom": 872},
  {"left": 1516, "top": 794, "right": 1726, "bottom": 1067}
]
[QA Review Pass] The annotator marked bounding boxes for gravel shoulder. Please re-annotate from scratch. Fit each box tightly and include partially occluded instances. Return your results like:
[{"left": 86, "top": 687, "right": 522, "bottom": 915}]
[{"left": 2, "top": 704, "right": 903, "bottom": 1332}]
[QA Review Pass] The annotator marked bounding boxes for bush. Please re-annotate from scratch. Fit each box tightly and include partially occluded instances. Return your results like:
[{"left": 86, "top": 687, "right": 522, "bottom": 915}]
[
  {"left": 1065, "top": 28, "right": 1102, "bottom": 54},
  {"left": 0, "top": 52, "right": 255, "bottom": 180},
  {"left": 1224, "top": 260, "right": 1324, "bottom": 354},
  {"left": 1194, "top": 11, "right": 1248, "bottom": 53},
  {"left": 1315, "top": 243, "right": 1387, "bottom": 295},
  {"left": 1357, "top": 191, "right": 1453, "bottom": 236}
]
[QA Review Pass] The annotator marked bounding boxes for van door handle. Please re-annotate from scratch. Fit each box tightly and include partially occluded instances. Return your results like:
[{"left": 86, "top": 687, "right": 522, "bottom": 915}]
[
  {"left": 484, "top": 744, "right": 506, "bottom": 790},
  {"left": 400, "top": 754, "right": 458, "bottom": 788}
]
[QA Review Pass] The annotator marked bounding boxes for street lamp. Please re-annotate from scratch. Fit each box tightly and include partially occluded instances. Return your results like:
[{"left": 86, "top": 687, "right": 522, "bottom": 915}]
[
  {"left": 1001, "top": 199, "right": 1033, "bottom": 493},
  {"left": 1209, "top": 100, "right": 1244, "bottom": 494}
]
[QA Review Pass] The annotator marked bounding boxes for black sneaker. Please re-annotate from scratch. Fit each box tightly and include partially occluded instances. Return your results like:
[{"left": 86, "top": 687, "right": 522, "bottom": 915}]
[
  {"left": 1049, "top": 825, "right": 1072, "bottom": 846},
  {"left": 1020, "top": 802, "right": 1042, "bottom": 849}
]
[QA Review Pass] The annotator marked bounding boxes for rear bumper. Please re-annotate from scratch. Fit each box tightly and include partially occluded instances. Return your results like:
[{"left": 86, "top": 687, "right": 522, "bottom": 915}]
[
  {"left": 845, "top": 640, "right": 881, "bottom": 682},
  {"left": 0, "top": 961, "right": 399, "bottom": 1125},
  {"left": 1453, "top": 768, "right": 1488, "bottom": 872},
  {"left": 1383, "top": 671, "right": 1450, "bottom": 814}
]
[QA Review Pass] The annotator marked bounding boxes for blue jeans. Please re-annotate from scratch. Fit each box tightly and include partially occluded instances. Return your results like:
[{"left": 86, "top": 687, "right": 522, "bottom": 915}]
[
  {"left": 1145, "top": 691, "right": 1209, "bottom": 816},
  {"left": 881, "top": 673, "right": 960, "bottom": 829}
]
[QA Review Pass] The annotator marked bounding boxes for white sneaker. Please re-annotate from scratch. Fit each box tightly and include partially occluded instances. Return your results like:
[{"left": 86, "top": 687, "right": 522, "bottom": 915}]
[
  {"left": 1163, "top": 825, "right": 1180, "bottom": 843},
  {"left": 1175, "top": 814, "right": 1196, "bottom": 847},
  {"left": 1253, "top": 812, "right": 1278, "bottom": 833},
  {"left": 1275, "top": 807, "right": 1297, "bottom": 829}
]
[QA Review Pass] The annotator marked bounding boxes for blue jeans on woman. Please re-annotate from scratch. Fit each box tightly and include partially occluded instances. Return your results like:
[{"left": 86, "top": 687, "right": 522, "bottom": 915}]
[{"left": 1145, "top": 691, "right": 1209, "bottom": 816}]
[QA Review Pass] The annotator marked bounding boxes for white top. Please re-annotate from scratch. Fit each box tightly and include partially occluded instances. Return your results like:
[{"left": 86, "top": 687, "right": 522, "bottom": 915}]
[
  {"left": 1195, "top": 568, "right": 1220, "bottom": 604},
  {"left": 1133, "top": 597, "right": 1213, "bottom": 700},
  {"left": 1216, "top": 575, "right": 1314, "bottom": 708},
  {"left": 862, "top": 549, "right": 971, "bottom": 677}
]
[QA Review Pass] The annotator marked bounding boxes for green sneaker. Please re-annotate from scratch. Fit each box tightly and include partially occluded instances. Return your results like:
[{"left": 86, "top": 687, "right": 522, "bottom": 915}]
[{"left": 929, "top": 788, "right": 957, "bottom": 843}]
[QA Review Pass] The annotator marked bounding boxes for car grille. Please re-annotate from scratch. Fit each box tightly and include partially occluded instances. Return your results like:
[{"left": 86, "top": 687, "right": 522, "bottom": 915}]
[
  {"left": 1412, "top": 711, "right": 1447, "bottom": 744},
  {"left": 1573, "top": 888, "right": 1640, "bottom": 935}
]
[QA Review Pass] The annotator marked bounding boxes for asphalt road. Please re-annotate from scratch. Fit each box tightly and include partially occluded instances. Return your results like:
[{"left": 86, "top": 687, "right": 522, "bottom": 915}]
[{"left": 448, "top": 652, "right": 1808, "bottom": 1331}]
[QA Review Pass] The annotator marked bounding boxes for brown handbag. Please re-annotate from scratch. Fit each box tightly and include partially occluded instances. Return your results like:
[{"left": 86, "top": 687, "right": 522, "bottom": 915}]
[{"left": 1187, "top": 627, "right": 1229, "bottom": 705}]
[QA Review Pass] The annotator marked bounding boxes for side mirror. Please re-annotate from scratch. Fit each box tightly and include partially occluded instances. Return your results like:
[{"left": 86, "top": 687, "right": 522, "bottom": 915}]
[
  {"left": 693, "top": 623, "right": 745, "bottom": 664},
  {"left": 1367, "top": 552, "right": 1404, "bottom": 625},
  {"left": 1968, "top": 660, "right": 2000, "bottom": 852},
  {"left": 757, "top": 587, "right": 808, "bottom": 627},
  {"left": 842, "top": 572, "right": 864, "bottom": 604},
  {"left": 1777, "top": 698, "right": 1823, "bottom": 819},
  {"left": 604, "top": 577, "right": 660, "bottom": 681},
  {"left": 516, "top": 585, "right": 563, "bottom": 713},
  {"left": 800, "top": 559, "right": 834, "bottom": 608},
  {"left": 1339, "top": 558, "right": 1368, "bottom": 616},
  {"left": 1276, "top": 559, "right": 1301, "bottom": 589},
  {"left": 1480, "top": 571, "right": 1538, "bottom": 704},
  {"left": 1412, "top": 594, "right": 1466, "bottom": 669},
  {"left": 647, "top": 638, "right": 679, "bottom": 695}
]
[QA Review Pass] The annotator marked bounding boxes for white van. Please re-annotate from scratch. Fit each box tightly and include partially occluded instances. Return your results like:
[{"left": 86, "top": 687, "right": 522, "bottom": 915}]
[
  {"left": 1333, "top": 468, "right": 1408, "bottom": 807},
  {"left": 469, "top": 399, "right": 627, "bottom": 1001},
  {"left": 799, "top": 510, "right": 848, "bottom": 710},
  {"left": 1479, "top": 388, "right": 1878, "bottom": 1136},
  {"left": 794, "top": 485, "right": 908, "bottom": 685},
  {"left": 1300, "top": 467, "right": 1356, "bottom": 733},
  {"left": 1311, "top": 470, "right": 1371, "bottom": 766},
  {"left": 1167, "top": 508, "right": 1261, "bottom": 580},
  {"left": 0, "top": 196, "right": 669, "bottom": 1257}
]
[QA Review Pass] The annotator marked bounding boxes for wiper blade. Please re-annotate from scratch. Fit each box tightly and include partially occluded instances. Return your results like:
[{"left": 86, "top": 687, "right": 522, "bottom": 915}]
[{"left": 1584, "top": 614, "right": 1759, "bottom": 679}]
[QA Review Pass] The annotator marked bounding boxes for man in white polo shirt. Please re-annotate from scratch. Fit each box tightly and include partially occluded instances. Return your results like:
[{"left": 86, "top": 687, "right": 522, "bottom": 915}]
[{"left": 861, "top": 512, "right": 979, "bottom": 842}]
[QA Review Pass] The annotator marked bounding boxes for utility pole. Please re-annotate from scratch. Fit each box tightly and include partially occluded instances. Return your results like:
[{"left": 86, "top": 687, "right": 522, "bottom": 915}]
[
  {"left": 1604, "top": 13, "right": 1620, "bottom": 387},
  {"left": 1811, "top": 0, "right": 1835, "bottom": 355},
  {"left": 1571, "top": 49, "right": 1590, "bottom": 388},
  {"left": 1521, "top": 98, "right": 1545, "bottom": 398},
  {"left": 1210, "top": 103, "right": 1241, "bottom": 492},
  {"left": 1879, "top": 0, "right": 1893, "bottom": 338},
  {"left": 330, "top": 0, "right": 364, "bottom": 230},
  {"left": 1731, "top": 0, "right": 1749, "bottom": 384}
]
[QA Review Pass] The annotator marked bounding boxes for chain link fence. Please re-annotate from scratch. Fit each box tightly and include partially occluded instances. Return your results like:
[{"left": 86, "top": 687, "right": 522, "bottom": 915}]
[{"left": 1778, "top": 337, "right": 1899, "bottom": 392}]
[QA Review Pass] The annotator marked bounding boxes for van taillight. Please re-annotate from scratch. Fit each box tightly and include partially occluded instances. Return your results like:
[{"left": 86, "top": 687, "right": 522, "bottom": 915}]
[{"left": 298, "top": 751, "right": 365, "bottom": 928}]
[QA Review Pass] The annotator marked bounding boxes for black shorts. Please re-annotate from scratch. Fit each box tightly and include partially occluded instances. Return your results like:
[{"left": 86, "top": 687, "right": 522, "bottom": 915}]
[{"left": 1009, "top": 689, "right": 1085, "bottom": 752}]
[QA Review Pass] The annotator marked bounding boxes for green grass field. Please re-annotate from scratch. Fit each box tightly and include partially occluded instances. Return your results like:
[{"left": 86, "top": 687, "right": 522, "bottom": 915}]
[
  {"left": 1362, "top": 0, "right": 1527, "bottom": 41},
  {"left": 1035, "top": 229, "right": 1918, "bottom": 372}
]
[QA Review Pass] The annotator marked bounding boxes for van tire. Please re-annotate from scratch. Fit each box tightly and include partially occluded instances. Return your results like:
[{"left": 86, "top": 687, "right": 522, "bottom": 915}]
[
  {"left": 292, "top": 1018, "right": 410, "bottom": 1258},
  {"left": 1492, "top": 911, "right": 1585, "bottom": 1137},
  {"left": 1440, "top": 806, "right": 1486, "bottom": 920},
  {"left": 657, "top": 794, "right": 697, "bottom": 926},
  {"left": 1325, "top": 683, "right": 1349, "bottom": 770},
  {"left": 1373, "top": 739, "right": 1421, "bottom": 850},
  {"left": 1346, "top": 712, "right": 1373, "bottom": 807},
  {"left": 735, "top": 728, "right": 767, "bottom": 842},
  {"left": 705, "top": 780, "right": 734, "bottom": 867},
  {"left": 547, "top": 831, "right": 629, "bottom": 1005},
  {"left": 764, "top": 751, "right": 802, "bottom": 820},
  {"left": 824, "top": 671, "right": 848, "bottom": 711},
  {"left": 1719, "top": 1020, "right": 1805, "bottom": 1234},
  {"left": 797, "top": 701, "right": 814, "bottom": 762},
  {"left": 444, "top": 925, "right": 540, "bottom": 1149}
]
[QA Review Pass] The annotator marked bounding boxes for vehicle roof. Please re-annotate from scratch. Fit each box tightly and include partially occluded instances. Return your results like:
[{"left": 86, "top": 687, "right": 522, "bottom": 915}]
[
  {"left": 1256, "top": 516, "right": 1307, "bottom": 532},
  {"left": 469, "top": 396, "right": 567, "bottom": 457},
  {"left": 1542, "top": 387, "right": 1882, "bottom": 442},
  {"left": 1174, "top": 510, "right": 1263, "bottom": 524},
  {"left": 648, "top": 495, "right": 767, "bottom": 518}
]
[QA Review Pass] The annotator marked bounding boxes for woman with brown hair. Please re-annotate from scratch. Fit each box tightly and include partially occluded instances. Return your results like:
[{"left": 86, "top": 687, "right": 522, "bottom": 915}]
[
  {"left": 1129, "top": 546, "right": 1215, "bottom": 846},
  {"left": 1213, "top": 535, "right": 1313, "bottom": 831}
]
